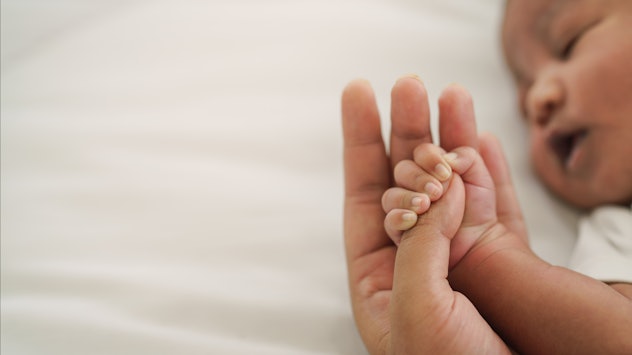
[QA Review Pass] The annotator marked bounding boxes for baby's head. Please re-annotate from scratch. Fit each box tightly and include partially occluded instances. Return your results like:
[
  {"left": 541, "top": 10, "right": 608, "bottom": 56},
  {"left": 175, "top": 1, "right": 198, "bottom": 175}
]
[{"left": 501, "top": 0, "right": 632, "bottom": 209}]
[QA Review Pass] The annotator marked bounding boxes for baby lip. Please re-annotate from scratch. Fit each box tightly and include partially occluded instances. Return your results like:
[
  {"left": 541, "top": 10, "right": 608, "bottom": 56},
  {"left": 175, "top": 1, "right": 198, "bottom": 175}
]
[{"left": 548, "top": 129, "right": 588, "bottom": 170}]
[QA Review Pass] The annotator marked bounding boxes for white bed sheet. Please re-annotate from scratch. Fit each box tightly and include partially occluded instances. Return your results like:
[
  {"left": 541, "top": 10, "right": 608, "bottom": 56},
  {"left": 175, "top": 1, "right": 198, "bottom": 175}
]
[{"left": 1, "top": 0, "right": 579, "bottom": 354}]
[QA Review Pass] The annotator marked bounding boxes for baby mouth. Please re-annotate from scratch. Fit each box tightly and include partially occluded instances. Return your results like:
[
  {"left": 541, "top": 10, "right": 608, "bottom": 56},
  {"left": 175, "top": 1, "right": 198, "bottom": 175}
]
[{"left": 548, "top": 129, "right": 588, "bottom": 170}]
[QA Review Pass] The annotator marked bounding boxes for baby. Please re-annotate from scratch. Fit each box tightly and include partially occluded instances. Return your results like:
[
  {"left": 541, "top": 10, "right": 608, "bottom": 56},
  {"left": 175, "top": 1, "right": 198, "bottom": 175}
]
[
  {"left": 385, "top": 0, "right": 632, "bottom": 289},
  {"left": 380, "top": 0, "right": 632, "bottom": 352},
  {"left": 502, "top": 0, "right": 632, "bottom": 285},
  {"left": 502, "top": 0, "right": 632, "bottom": 209},
  {"left": 341, "top": 0, "right": 632, "bottom": 353}
]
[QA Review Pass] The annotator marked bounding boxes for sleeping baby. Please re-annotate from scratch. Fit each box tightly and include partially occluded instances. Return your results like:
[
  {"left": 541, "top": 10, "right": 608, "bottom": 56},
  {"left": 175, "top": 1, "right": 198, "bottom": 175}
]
[
  {"left": 380, "top": 0, "right": 632, "bottom": 352},
  {"left": 386, "top": 0, "right": 632, "bottom": 289}
]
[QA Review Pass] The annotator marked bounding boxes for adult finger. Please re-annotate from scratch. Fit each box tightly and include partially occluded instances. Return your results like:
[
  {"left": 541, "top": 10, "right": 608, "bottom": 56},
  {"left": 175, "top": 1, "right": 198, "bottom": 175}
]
[
  {"left": 390, "top": 76, "right": 433, "bottom": 172},
  {"left": 341, "top": 79, "right": 395, "bottom": 353},
  {"left": 342, "top": 79, "right": 392, "bottom": 260},
  {"left": 438, "top": 84, "right": 479, "bottom": 151}
]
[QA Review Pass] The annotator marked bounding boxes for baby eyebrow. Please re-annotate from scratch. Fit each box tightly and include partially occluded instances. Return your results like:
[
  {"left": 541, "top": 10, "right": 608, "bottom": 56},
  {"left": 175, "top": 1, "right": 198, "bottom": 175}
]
[{"left": 535, "top": 0, "right": 575, "bottom": 40}]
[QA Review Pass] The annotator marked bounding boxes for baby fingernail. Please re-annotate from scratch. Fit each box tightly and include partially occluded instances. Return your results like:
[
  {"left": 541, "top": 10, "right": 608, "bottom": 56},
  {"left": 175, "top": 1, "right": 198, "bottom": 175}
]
[
  {"left": 403, "top": 212, "right": 417, "bottom": 222},
  {"left": 434, "top": 163, "right": 451, "bottom": 181},
  {"left": 443, "top": 152, "right": 458, "bottom": 164},
  {"left": 424, "top": 182, "right": 442, "bottom": 198},
  {"left": 411, "top": 196, "right": 428, "bottom": 212}
]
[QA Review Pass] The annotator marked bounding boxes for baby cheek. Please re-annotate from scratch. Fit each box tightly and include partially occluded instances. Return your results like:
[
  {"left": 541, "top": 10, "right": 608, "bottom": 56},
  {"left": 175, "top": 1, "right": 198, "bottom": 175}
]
[
  {"left": 528, "top": 131, "right": 548, "bottom": 168},
  {"left": 580, "top": 46, "right": 632, "bottom": 115},
  {"left": 589, "top": 150, "right": 632, "bottom": 205},
  {"left": 530, "top": 145, "right": 548, "bottom": 182},
  {"left": 529, "top": 134, "right": 565, "bottom": 197}
]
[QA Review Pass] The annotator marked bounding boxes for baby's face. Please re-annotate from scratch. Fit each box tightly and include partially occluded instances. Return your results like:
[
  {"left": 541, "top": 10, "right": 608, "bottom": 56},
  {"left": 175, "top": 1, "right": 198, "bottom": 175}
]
[{"left": 502, "top": 0, "right": 632, "bottom": 208}]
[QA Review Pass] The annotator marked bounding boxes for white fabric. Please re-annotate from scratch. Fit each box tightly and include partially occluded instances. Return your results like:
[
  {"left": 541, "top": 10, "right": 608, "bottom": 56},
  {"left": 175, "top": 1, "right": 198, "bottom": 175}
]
[
  {"left": 568, "top": 205, "right": 632, "bottom": 283},
  {"left": 1, "top": 0, "right": 578, "bottom": 354}
]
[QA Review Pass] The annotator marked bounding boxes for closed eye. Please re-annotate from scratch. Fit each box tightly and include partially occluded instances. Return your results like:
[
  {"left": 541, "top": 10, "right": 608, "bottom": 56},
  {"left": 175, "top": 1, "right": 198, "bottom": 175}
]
[
  {"left": 560, "top": 33, "right": 580, "bottom": 59},
  {"left": 560, "top": 19, "right": 601, "bottom": 60}
]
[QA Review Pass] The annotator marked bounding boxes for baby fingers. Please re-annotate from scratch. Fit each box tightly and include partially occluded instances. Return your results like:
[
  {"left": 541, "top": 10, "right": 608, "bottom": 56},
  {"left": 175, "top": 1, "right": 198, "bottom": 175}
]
[
  {"left": 382, "top": 187, "right": 431, "bottom": 214},
  {"left": 442, "top": 146, "right": 494, "bottom": 191},
  {"left": 393, "top": 160, "right": 444, "bottom": 201},
  {"left": 413, "top": 143, "right": 453, "bottom": 182},
  {"left": 384, "top": 209, "right": 418, "bottom": 245}
]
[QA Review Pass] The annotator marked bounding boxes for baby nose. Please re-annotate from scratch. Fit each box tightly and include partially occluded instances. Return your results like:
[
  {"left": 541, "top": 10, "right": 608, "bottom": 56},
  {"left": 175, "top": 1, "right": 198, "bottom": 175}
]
[{"left": 526, "top": 71, "right": 565, "bottom": 126}]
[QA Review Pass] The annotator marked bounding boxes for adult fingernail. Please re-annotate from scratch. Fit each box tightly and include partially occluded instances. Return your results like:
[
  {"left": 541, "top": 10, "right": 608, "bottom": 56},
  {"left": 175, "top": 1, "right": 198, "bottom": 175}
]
[
  {"left": 448, "top": 82, "right": 465, "bottom": 90},
  {"left": 405, "top": 74, "right": 423, "bottom": 83}
]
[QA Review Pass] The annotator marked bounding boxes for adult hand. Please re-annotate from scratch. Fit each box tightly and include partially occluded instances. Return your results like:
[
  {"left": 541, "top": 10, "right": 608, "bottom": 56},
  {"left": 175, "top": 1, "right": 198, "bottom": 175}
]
[{"left": 341, "top": 77, "right": 513, "bottom": 354}]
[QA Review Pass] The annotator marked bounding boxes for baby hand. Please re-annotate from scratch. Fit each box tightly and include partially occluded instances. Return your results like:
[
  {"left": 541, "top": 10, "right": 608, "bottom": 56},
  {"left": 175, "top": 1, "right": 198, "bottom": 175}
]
[
  {"left": 381, "top": 143, "right": 454, "bottom": 245},
  {"left": 383, "top": 142, "right": 498, "bottom": 268}
]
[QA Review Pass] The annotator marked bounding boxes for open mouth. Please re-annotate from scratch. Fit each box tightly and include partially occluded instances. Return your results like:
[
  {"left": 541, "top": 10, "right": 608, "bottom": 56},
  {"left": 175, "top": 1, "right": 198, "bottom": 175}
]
[{"left": 548, "top": 129, "right": 588, "bottom": 169}]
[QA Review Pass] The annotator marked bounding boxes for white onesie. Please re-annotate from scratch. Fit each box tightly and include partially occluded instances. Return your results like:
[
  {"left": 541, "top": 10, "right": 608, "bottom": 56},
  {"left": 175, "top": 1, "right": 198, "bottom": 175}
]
[{"left": 568, "top": 204, "right": 632, "bottom": 284}]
